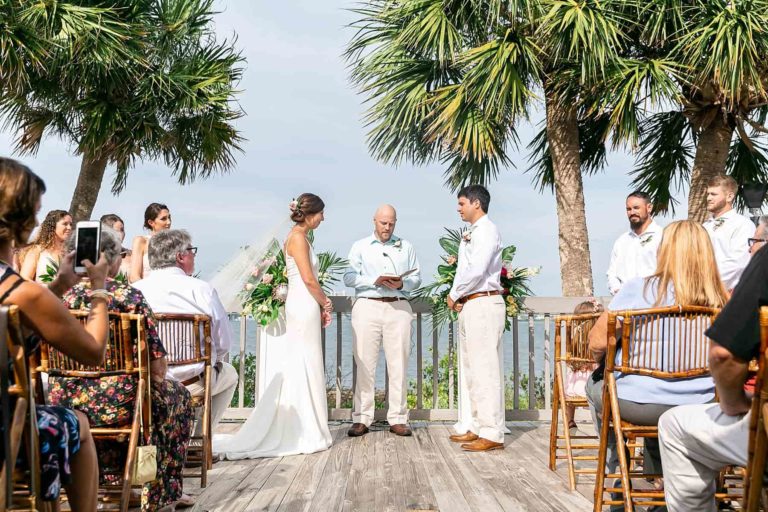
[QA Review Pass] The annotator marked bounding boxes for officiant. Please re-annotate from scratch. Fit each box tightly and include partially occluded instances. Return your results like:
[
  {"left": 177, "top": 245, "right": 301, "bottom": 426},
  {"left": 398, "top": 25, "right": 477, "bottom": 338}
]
[{"left": 343, "top": 204, "right": 421, "bottom": 437}]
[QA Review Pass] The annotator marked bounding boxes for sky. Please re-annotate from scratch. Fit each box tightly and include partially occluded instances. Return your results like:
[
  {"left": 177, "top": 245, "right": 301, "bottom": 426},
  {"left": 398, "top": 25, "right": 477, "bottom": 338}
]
[{"left": 0, "top": 0, "right": 694, "bottom": 298}]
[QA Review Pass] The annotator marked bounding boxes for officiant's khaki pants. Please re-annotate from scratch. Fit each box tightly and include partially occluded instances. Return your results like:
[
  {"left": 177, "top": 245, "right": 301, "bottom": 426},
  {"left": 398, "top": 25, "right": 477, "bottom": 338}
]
[
  {"left": 351, "top": 298, "right": 412, "bottom": 426},
  {"left": 458, "top": 295, "right": 506, "bottom": 443}
]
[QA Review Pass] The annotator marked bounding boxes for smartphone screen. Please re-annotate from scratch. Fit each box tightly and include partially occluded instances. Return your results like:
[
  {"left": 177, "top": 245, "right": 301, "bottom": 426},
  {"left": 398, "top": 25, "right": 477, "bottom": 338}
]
[{"left": 75, "top": 226, "right": 99, "bottom": 269}]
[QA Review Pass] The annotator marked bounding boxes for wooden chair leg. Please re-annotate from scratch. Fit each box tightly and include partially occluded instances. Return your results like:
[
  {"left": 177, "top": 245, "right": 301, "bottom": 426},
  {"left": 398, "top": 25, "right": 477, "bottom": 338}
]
[
  {"left": 548, "top": 367, "right": 561, "bottom": 472},
  {"left": 121, "top": 380, "right": 144, "bottom": 512},
  {"left": 594, "top": 382, "right": 612, "bottom": 512},
  {"left": 607, "top": 374, "right": 633, "bottom": 512},
  {"left": 558, "top": 373, "right": 578, "bottom": 491}
]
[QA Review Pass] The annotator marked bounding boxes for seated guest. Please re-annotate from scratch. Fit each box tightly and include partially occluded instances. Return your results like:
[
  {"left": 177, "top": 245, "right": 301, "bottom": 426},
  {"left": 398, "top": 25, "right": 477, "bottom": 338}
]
[
  {"left": 587, "top": 220, "right": 728, "bottom": 503},
  {"left": 50, "top": 226, "right": 194, "bottom": 511},
  {"left": 748, "top": 216, "right": 768, "bottom": 256},
  {"left": 0, "top": 157, "right": 109, "bottom": 511},
  {"left": 18, "top": 209, "right": 72, "bottom": 282},
  {"left": 133, "top": 229, "right": 237, "bottom": 439},
  {"left": 100, "top": 213, "right": 131, "bottom": 278},
  {"left": 657, "top": 223, "right": 768, "bottom": 512}
]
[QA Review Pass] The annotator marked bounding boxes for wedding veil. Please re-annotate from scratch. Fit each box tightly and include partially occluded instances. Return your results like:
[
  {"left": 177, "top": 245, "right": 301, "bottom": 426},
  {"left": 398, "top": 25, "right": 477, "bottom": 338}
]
[{"left": 208, "top": 217, "right": 294, "bottom": 313}]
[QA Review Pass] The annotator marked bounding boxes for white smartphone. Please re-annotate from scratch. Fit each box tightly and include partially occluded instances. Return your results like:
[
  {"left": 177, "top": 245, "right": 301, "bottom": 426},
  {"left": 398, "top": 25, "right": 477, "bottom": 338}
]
[{"left": 74, "top": 221, "right": 101, "bottom": 274}]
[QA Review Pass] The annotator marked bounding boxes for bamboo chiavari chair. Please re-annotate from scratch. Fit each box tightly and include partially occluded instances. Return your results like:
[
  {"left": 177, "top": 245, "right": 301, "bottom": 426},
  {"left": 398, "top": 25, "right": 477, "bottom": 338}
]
[
  {"left": 549, "top": 312, "right": 601, "bottom": 490},
  {"left": 743, "top": 306, "right": 768, "bottom": 511},
  {"left": 153, "top": 313, "right": 213, "bottom": 487},
  {"left": 0, "top": 305, "right": 44, "bottom": 511},
  {"left": 594, "top": 305, "right": 718, "bottom": 512},
  {"left": 38, "top": 312, "right": 151, "bottom": 512}
]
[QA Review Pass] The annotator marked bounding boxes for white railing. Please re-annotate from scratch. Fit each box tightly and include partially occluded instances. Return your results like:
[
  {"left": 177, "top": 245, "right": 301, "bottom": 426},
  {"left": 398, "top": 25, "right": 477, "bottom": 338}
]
[{"left": 226, "top": 296, "right": 606, "bottom": 421}]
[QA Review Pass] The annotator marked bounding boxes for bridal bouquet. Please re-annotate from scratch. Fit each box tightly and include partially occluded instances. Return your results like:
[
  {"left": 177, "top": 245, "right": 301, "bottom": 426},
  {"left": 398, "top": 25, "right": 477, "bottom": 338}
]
[
  {"left": 240, "top": 237, "right": 348, "bottom": 326},
  {"left": 415, "top": 228, "right": 539, "bottom": 331}
]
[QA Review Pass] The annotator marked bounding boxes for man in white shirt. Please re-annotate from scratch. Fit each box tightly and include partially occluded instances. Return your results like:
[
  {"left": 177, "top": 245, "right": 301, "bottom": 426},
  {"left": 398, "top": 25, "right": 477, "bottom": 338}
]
[
  {"left": 343, "top": 204, "right": 421, "bottom": 437},
  {"left": 702, "top": 175, "right": 754, "bottom": 290},
  {"left": 606, "top": 191, "right": 663, "bottom": 295},
  {"left": 749, "top": 216, "right": 768, "bottom": 256},
  {"left": 446, "top": 185, "right": 506, "bottom": 452},
  {"left": 134, "top": 229, "right": 238, "bottom": 437}
]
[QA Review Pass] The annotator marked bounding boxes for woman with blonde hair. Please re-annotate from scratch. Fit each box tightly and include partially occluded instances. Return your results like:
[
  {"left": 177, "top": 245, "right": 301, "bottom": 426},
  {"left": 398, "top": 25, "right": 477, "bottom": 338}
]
[
  {"left": 18, "top": 209, "right": 72, "bottom": 282},
  {"left": 586, "top": 220, "right": 727, "bottom": 486}
]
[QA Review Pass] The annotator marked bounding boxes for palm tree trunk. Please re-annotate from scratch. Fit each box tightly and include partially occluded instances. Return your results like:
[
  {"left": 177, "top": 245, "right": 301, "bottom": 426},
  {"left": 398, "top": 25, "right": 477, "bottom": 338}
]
[
  {"left": 69, "top": 154, "right": 108, "bottom": 222},
  {"left": 687, "top": 116, "right": 733, "bottom": 222},
  {"left": 545, "top": 86, "right": 594, "bottom": 296}
]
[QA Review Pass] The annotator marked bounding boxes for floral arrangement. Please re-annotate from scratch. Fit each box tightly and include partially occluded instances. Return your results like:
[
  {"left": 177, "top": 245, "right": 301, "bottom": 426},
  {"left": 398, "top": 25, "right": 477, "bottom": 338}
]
[
  {"left": 240, "top": 234, "right": 348, "bottom": 326},
  {"left": 415, "top": 228, "right": 539, "bottom": 331}
]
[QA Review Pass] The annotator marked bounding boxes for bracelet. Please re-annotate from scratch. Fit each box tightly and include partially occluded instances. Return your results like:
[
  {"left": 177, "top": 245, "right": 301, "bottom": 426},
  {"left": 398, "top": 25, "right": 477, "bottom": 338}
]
[{"left": 90, "top": 289, "right": 112, "bottom": 302}]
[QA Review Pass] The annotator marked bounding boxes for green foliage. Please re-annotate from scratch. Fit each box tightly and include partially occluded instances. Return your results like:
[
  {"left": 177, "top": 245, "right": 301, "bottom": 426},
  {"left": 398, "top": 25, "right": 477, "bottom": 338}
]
[{"left": 0, "top": 0, "right": 244, "bottom": 194}]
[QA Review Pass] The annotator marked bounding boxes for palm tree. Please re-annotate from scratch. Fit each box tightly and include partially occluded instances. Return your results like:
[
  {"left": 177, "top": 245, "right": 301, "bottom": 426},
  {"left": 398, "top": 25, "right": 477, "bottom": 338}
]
[
  {"left": 346, "top": 0, "right": 626, "bottom": 295},
  {"left": 0, "top": 0, "right": 244, "bottom": 221},
  {"left": 596, "top": 0, "right": 768, "bottom": 220}
]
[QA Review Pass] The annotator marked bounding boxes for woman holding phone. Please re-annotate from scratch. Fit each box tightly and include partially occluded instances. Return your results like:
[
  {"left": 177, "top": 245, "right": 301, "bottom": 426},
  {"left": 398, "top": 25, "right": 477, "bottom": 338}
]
[{"left": 130, "top": 203, "right": 171, "bottom": 282}]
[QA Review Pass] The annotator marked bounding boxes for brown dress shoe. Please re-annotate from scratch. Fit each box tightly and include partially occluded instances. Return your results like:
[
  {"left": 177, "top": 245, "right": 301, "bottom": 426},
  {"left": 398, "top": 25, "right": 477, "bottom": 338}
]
[
  {"left": 389, "top": 424, "right": 412, "bottom": 436},
  {"left": 461, "top": 437, "right": 504, "bottom": 452},
  {"left": 449, "top": 432, "right": 479, "bottom": 443},
  {"left": 347, "top": 423, "right": 370, "bottom": 437}
]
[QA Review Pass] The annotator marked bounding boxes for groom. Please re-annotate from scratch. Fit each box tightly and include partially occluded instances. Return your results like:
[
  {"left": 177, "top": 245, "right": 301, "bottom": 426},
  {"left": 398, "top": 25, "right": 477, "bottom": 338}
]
[
  {"left": 447, "top": 185, "right": 507, "bottom": 452},
  {"left": 344, "top": 204, "right": 421, "bottom": 437}
]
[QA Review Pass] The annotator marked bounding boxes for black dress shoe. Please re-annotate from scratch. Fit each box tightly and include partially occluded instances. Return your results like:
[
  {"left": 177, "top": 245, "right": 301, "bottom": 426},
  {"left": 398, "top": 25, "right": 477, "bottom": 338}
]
[{"left": 347, "top": 423, "right": 370, "bottom": 437}]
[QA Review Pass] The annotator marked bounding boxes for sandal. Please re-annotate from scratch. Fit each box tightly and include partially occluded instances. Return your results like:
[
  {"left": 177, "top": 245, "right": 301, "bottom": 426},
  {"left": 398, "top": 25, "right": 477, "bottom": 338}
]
[{"left": 176, "top": 493, "right": 195, "bottom": 509}]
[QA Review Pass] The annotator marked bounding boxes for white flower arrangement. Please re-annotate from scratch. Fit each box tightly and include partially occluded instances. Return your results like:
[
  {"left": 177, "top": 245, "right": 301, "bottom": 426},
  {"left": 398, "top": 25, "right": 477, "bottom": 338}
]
[
  {"left": 393, "top": 239, "right": 402, "bottom": 249},
  {"left": 462, "top": 230, "right": 472, "bottom": 243}
]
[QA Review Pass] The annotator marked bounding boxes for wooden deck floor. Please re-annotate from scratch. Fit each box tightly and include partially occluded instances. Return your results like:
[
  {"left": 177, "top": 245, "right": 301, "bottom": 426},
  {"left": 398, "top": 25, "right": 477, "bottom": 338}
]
[{"left": 183, "top": 421, "right": 596, "bottom": 512}]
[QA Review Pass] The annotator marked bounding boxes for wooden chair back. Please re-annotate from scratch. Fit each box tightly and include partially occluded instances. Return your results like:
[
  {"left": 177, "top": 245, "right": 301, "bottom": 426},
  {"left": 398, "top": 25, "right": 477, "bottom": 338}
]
[
  {"left": 549, "top": 312, "right": 602, "bottom": 490},
  {"left": 607, "top": 305, "right": 718, "bottom": 378},
  {"left": 0, "top": 305, "right": 42, "bottom": 510},
  {"left": 595, "top": 305, "right": 719, "bottom": 512},
  {"left": 744, "top": 306, "right": 768, "bottom": 511},
  {"left": 40, "top": 311, "right": 151, "bottom": 512},
  {"left": 152, "top": 313, "right": 213, "bottom": 487},
  {"left": 153, "top": 313, "right": 212, "bottom": 367}
]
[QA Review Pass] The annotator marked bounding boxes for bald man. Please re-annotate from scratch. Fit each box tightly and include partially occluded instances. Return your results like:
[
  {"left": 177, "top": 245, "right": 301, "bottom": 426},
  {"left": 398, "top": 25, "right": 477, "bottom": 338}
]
[{"left": 343, "top": 205, "right": 421, "bottom": 437}]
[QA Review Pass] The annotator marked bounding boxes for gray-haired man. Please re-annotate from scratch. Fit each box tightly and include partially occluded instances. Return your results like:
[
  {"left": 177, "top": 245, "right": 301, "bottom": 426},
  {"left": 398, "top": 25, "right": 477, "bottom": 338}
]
[{"left": 134, "top": 229, "right": 238, "bottom": 438}]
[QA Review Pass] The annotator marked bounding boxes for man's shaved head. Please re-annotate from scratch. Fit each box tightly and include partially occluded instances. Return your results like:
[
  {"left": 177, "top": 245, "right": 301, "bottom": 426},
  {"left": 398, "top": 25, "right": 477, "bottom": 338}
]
[{"left": 373, "top": 204, "right": 397, "bottom": 242}]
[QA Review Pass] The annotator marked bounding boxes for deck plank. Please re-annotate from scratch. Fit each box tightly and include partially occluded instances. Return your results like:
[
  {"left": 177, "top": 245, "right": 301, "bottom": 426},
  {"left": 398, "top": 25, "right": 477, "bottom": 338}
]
[
  {"left": 374, "top": 429, "right": 406, "bottom": 512},
  {"left": 411, "top": 423, "right": 472, "bottom": 512},
  {"left": 341, "top": 425, "right": 378, "bottom": 512},
  {"left": 394, "top": 425, "right": 439, "bottom": 512},
  {"left": 307, "top": 425, "right": 355, "bottom": 512}
]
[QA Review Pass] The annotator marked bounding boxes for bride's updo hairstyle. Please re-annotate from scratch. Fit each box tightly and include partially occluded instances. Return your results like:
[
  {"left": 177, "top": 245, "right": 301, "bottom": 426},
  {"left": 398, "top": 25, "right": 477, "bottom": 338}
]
[{"left": 290, "top": 193, "right": 324, "bottom": 223}]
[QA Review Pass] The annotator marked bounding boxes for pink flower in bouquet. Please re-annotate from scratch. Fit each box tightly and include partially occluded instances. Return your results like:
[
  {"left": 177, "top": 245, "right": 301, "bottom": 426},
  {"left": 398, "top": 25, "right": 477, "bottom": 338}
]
[
  {"left": 251, "top": 267, "right": 261, "bottom": 278},
  {"left": 500, "top": 267, "right": 508, "bottom": 278},
  {"left": 446, "top": 255, "right": 457, "bottom": 266},
  {"left": 503, "top": 287, "right": 510, "bottom": 295},
  {"left": 262, "top": 274, "right": 274, "bottom": 285},
  {"left": 263, "top": 256, "right": 277, "bottom": 268}
]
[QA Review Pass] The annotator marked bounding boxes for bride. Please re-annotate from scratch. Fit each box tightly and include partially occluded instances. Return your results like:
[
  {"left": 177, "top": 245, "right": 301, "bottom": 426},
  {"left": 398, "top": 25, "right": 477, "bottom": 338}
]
[{"left": 213, "top": 193, "right": 334, "bottom": 458}]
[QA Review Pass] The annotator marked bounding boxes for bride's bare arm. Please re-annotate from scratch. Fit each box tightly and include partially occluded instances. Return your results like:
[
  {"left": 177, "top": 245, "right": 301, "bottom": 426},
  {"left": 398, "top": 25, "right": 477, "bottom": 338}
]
[{"left": 287, "top": 235, "right": 329, "bottom": 308}]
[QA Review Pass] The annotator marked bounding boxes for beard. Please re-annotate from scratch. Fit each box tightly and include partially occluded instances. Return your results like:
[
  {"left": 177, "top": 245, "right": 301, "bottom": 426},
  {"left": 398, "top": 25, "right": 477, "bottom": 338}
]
[{"left": 628, "top": 215, "right": 646, "bottom": 228}]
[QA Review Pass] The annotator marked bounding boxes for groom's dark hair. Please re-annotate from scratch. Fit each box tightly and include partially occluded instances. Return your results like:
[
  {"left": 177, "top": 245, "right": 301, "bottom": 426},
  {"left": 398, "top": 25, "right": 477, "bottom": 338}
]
[{"left": 458, "top": 185, "right": 490, "bottom": 213}]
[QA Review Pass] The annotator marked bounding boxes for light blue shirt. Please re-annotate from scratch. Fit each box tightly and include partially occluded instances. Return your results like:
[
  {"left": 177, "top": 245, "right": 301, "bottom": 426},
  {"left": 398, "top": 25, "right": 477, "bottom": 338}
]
[
  {"left": 609, "top": 277, "right": 715, "bottom": 405},
  {"left": 343, "top": 234, "right": 421, "bottom": 298}
]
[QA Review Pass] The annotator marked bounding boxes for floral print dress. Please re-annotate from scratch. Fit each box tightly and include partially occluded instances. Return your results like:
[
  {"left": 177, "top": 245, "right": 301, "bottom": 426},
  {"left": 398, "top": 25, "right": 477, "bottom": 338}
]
[{"left": 49, "top": 278, "right": 193, "bottom": 511}]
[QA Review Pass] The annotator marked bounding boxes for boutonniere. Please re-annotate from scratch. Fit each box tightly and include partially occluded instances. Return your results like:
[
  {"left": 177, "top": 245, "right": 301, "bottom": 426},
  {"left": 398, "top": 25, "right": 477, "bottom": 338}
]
[
  {"left": 462, "top": 229, "right": 472, "bottom": 243},
  {"left": 713, "top": 217, "right": 726, "bottom": 230},
  {"left": 393, "top": 240, "right": 402, "bottom": 249},
  {"left": 639, "top": 234, "right": 653, "bottom": 247}
]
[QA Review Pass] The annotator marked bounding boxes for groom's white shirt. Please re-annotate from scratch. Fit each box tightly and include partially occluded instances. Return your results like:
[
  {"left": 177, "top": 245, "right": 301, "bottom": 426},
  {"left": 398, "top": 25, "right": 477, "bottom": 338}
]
[
  {"left": 134, "top": 266, "right": 233, "bottom": 382},
  {"left": 449, "top": 215, "right": 503, "bottom": 302}
]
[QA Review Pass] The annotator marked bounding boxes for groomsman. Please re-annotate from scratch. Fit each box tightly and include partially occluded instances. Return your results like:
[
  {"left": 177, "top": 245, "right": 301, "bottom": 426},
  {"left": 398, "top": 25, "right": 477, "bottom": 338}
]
[
  {"left": 447, "top": 185, "right": 507, "bottom": 452},
  {"left": 703, "top": 175, "right": 754, "bottom": 290},
  {"left": 606, "top": 191, "right": 662, "bottom": 295},
  {"left": 344, "top": 204, "right": 421, "bottom": 437}
]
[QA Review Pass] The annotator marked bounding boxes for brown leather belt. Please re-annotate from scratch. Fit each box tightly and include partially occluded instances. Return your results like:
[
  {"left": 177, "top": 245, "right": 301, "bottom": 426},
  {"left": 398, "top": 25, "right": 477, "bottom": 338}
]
[
  {"left": 458, "top": 290, "right": 501, "bottom": 304},
  {"left": 366, "top": 297, "right": 408, "bottom": 303},
  {"left": 180, "top": 376, "right": 200, "bottom": 386}
]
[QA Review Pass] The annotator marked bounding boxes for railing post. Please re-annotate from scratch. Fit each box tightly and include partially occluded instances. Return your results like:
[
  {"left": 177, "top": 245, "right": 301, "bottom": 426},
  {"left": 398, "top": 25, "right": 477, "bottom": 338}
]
[
  {"left": 544, "top": 313, "right": 551, "bottom": 411},
  {"left": 238, "top": 315, "right": 246, "bottom": 409},
  {"left": 432, "top": 328, "right": 438, "bottom": 408},
  {"left": 528, "top": 313, "right": 535, "bottom": 410},
  {"left": 336, "top": 311, "right": 342, "bottom": 409},
  {"left": 448, "top": 320, "right": 454, "bottom": 410},
  {"left": 513, "top": 316, "right": 519, "bottom": 409},
  {"left": 416, "top": 314, "right": 423, "bottom": 410}
]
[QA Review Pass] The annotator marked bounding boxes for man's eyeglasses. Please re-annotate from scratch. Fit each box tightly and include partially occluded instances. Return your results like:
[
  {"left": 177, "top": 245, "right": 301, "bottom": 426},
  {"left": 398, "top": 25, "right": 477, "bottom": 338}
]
[
  {"left": 186, "top": 246, "right": 198, "bottom": 255},
  {"left": 748, "top": 238, "right": 768, "bottom": 248}
]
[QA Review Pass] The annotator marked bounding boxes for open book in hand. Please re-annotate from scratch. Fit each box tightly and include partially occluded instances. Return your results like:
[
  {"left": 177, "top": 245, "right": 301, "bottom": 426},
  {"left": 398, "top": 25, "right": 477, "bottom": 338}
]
[{"left": 379, "top": 268, "right": 418, "bottom": 280}]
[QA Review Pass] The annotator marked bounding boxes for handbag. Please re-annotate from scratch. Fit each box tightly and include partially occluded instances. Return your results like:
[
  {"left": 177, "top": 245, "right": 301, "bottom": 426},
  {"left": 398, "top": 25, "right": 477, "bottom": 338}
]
[{"left": 131, "top": 334, "right": 157, "bottom": 485}]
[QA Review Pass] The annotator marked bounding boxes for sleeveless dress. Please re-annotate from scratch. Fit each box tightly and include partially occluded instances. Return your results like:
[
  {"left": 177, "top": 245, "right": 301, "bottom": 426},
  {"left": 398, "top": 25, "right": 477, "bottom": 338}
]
[
  {"left": 34, "top": 250, "right": 59, "bottom": 282},
  {"left": 141, "top": 235, "right": 153, "bottom": 279},
  {"left": 213, "top": 247, "right": 332, "bottom": 458}
]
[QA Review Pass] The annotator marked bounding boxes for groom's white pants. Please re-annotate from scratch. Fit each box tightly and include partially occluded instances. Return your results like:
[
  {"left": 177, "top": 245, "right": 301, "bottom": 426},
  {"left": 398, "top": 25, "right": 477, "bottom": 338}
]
[
  {"left": 351, "top": 298, "right": 412, "bottom": 427},
  {"left": 457, "top": 295, "right": 506, "bottom": 443}
]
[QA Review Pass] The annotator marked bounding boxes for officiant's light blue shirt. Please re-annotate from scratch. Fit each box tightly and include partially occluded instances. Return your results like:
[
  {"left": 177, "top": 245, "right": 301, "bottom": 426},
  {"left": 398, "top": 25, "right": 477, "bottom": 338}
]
[{"left": 343, "top": 234, "right": 422, "bottom": 299}]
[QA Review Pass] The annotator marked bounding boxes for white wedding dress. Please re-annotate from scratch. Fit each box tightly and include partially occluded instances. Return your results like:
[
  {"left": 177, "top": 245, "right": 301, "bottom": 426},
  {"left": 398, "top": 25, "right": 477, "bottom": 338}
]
[{"left": 213, "top": 248, "right": 333, "bottom": 458}]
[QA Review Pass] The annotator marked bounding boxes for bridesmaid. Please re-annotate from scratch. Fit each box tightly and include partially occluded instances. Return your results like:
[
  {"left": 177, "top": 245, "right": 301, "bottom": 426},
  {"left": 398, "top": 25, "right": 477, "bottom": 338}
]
[
  {"left": 129, "top": 203, "right": 171, "bottom": 283},
  {"left": 19, "top": 209, "right": 72, "bottom": 282}
]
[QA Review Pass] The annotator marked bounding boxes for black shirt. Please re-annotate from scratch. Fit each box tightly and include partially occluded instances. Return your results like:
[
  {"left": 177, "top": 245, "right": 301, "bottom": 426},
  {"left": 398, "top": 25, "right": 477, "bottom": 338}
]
[{"left": 706, "top": 245, "right": 768, "bottom": 361}]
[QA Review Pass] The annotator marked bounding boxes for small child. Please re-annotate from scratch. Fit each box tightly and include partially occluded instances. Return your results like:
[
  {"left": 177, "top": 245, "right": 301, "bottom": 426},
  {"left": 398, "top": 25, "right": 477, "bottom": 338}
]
[{"left": 564, "top": 298, "right": 604, "bottom": 430}]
